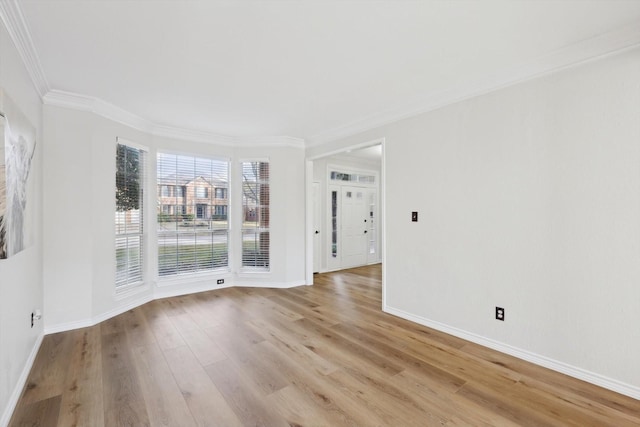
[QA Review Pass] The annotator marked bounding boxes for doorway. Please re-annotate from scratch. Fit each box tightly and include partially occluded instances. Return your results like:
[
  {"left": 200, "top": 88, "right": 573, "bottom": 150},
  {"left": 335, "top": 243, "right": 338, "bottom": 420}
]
[
  {"left": 325, "top": 182, "right": 378, "bottom": 271},
  {"left": 340, "top": 186, "right": 368, "bottom": 268},
  {"left": 308, "top": 141, "right": 382, "bottom": 276},
  {"left": 313, "top": 182, "right": 321, "bottom": 273}
]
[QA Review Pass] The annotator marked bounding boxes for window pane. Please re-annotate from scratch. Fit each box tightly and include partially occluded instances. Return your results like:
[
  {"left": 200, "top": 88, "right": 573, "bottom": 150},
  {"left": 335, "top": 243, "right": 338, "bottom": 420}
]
[
  {"left": 242, "top": 230, "right": 270, "bottom": 268},
  {"left": 242, "top": 161, "right": 269, "bottom": 270},
  {"left": 331, "top": 190, "right": 338, "bottom": 258},
  {"left": 157, "top": 152, "right": 229, "bottom": 276},
  {"left": 115, "top": 143, "right": 146, "bottom": 289}
]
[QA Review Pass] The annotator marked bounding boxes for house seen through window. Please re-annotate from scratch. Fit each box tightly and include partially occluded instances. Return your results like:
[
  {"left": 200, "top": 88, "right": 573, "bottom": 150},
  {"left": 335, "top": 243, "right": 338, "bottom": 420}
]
[
  {"left": 157, "top": 153, "right": 229, "bottom": 276},
  {"left": 241, "top": 161, "right": 270, "bottom": 270}
]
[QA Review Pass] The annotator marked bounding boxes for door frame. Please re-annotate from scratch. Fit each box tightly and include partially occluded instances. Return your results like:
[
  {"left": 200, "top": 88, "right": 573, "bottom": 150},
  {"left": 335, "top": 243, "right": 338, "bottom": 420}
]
[
  {"left": 312, "top": 181, "right": 321, "bottom": 273},
  {"left": 326, "top": 169, "right": 377, "bottom": 272},
  {"left": 305, "top": 138, "right": 386, "bottom": 309}
]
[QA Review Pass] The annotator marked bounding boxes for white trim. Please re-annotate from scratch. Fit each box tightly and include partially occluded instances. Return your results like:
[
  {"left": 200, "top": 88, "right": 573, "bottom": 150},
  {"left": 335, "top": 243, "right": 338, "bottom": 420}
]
[
  {"left": 156, "top": 270, "right": 231, "bottom": 288},
  {"left": 235, "top": 279, "right": 307, "bottom": 289},
  {"left": 43, "top": 90, "right": 305, "bottom": 148},
  {"left": 157, "top": 148, "right": 231, "bottom": 163},
  {"left": 45, "top": 293, "right": 154, "bottom": 335},
  {"left": 95, "top": 292, "right": 151, "bottom": 325},
  {"left": 114, "top": 141, "right": 148, "bottom": 292},
  {"left": 153, "top": 280, "right": 232, "bottom": 299},
  {"left": 115, "top": 136, "right": 149, "bottom": 153},
  {"left": 44, "top": 318, "right": 93, "bottom": 335},
  {"left": 0, "top": 0, "right": 49, "bottom": 97},
  {"left": 238, "top": 157, "right": 270, "bottom": 163},
  {"left": 235, "top": 136, "right": 305, "bottom": 149},
  {"left": 383, "top": 305, "right": 640, "bottom": 401},
  {"left": 306, "top": 22, "right": 640, "bottom": 146},
  {"left": 239, "top": 159, "right": 271, "bottom": 273},
  {"left": 44, "top": 90, "right": 152, "bottom": 133},
  {"left": 326, "top": 163, "right": 379, "bottom": 271},
  {"left": 305, "top": 138, "right": 384, "bottom": 279},
  {"left": 305, "top": 161, "right": 314, "bottom": 285},
  {"left": 0, "top": 332, "right": 43, "bottom": 427},
  {"left": 42, "top": 89, "right": 95, "bottom": 112},
  {"left": 151, "top": 123, "right": 234, "bottom": 146},
  {"left": 380, "top": 139, "right": 386, "bottom": 309},
  {"left": 42, "top": 275, "right": 308, "bottom": 336},
  {"left": 306, "top": 139, "right": 385, "bottom": 161},
  {"left": 4, "top": 0, "right": 640, "bottom": 151}
]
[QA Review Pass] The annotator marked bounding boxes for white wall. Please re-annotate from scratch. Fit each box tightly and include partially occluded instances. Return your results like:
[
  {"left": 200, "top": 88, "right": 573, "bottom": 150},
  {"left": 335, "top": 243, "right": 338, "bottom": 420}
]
[
  {"left": 311, "top": 47, "right": 640, "bottom": 397},
  {"left": 43, "top": 105, "right": 307, "bottom": 332},
  {"left": 0, "top": 21, "right": 44, "bottom": 426},
  {"left": 43, "top": 107, "right": 154, "bottom": 331}
]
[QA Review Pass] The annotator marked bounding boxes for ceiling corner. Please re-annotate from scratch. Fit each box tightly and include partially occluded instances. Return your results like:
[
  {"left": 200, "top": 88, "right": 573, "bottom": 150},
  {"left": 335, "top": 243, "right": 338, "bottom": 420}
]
[
  {"left": 306, "top": 19, "right": 640, "bottom": 147},
  {"left": 0, "top": 0, "right": 50, "bottom": 97}
]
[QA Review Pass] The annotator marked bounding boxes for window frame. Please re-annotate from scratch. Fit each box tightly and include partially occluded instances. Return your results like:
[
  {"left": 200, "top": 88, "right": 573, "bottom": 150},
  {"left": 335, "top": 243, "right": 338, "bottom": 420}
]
[
  {"left": 156, "top": 151, "right": 231, "bottom": 278},
  {"left": 240, "top": 159, "right": 270, "bottom": 272},
  {"left": 115, "top": 138, "right": 148, "bottom": 293}
]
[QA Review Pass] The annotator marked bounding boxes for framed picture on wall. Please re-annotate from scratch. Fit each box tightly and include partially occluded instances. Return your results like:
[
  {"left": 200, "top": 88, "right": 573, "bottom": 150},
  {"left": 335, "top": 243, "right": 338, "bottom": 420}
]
[{"left": 0, "top": 89, "right": 36, "bottom": 259}]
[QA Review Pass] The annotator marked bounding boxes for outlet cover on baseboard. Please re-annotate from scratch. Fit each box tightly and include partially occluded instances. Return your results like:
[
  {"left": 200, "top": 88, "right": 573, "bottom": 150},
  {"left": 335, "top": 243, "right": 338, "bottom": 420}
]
[{"left": 217, "top": 279, "right": 225, "bottom": 285}]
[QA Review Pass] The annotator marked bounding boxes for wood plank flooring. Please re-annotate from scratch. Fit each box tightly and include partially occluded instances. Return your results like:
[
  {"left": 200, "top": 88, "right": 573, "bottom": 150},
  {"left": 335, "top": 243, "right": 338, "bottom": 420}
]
[{"left": 10, "top": 265, "right": 640, "bottom": 426}]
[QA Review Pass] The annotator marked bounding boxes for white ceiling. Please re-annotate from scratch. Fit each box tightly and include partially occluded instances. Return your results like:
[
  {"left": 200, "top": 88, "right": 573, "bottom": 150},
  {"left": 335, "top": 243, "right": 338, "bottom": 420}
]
[
  {"left": 330, "top": 144, "right": 382, "bottom": 166},
  {"left": 13, "top": 1, "right": 640, "bottom": 144}
]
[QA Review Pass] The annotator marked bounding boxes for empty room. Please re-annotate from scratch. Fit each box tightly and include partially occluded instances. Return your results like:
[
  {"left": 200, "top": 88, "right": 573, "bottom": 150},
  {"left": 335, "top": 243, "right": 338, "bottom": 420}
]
[{"left": 1, "top": 1, "right": 640, "bottom": 425}]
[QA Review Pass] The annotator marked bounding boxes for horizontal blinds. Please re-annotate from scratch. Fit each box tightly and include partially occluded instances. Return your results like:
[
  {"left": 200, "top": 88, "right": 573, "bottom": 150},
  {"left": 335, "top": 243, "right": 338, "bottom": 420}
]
[
  {"left": 115, "top": 143, "right": 146, "bottom": 289},
  {"left": 157, "top": 153, "right": 229, "bottom": 276},
  {"left": 241, "top": 161, "right": 269, "bottom": 270}
]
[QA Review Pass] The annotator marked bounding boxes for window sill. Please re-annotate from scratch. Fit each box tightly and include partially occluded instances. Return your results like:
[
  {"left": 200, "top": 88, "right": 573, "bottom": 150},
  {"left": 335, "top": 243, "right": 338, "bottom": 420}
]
[{"left": 157, "top": 269, "right": 231, "bottom": 287}]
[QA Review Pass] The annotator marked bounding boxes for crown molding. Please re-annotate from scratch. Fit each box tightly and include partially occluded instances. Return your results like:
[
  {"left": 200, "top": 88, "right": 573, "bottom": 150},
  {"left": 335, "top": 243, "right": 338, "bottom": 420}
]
[
  {"left": 0, "top": 0, "right": 50, "bottom": 97},
  {"left": 151, "top": 124, "right": 234, "bottom": 146},
  {"left": 1, "top": 0, "right": 302, "bottom": 148},
  {"left": 43, "top": 89, "right": 305, "bottom": 148},
  {"left": 12, "top": 0, "right": 638, "bottom": 150},
  {"left": 306, "top": 20, "right": 640, "bottom": 147},
  {"left": 43, "top": 89, "right": 153, "bottom": 133},
  {"left": 234, "top": 136, "right": 305, "bottom": 149}
]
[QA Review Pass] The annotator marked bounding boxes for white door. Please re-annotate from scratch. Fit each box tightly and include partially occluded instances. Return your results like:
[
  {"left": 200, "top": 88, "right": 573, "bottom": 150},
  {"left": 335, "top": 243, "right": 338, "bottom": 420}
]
[
  {"left": 313, "top": 182, "right": 321, "bottom": 273},
  {"left": 366, "top": 189, "right": 378, "bottom": 264},
  {"left": 341, "top": 186, "right": 368, "bottom": 267}
]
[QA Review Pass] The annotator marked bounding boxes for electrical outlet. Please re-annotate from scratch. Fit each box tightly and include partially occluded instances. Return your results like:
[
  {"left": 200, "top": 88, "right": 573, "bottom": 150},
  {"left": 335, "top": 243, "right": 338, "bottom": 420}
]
[
  {"left": 495, "top": 307, "right": 505, "bottom": 321},
  {"left": 217, "top": 279, "right": 225, "bottom": 285},
  {"left": 411, "top": 211, "right": 418, "bottom": 222},
  {"left": 31, "top": 312, "right": 34, "bottom": 328}
]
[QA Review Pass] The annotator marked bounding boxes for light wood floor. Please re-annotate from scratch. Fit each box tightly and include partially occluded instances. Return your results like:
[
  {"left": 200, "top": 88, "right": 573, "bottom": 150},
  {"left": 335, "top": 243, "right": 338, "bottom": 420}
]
[{"left": 10, "top": 265, "right": 640, "bottom": 426}]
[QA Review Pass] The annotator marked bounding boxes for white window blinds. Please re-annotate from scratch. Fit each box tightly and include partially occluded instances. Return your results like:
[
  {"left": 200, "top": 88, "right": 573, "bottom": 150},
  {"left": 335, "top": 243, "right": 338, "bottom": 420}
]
[
  {"left": 115, "top": 142, "right": 147, "bottom": 289},
  {"left": 157, "top": 153, "right": 229, "bottom": 276},
  {"left": 241, "top": 161, "right": 270, "bottom": 270}
]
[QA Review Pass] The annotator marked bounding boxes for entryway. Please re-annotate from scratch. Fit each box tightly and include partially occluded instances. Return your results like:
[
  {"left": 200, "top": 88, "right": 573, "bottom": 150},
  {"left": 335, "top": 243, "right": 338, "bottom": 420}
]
[{"left": 308, "top": 141, "right": 382, "bottom": 276}]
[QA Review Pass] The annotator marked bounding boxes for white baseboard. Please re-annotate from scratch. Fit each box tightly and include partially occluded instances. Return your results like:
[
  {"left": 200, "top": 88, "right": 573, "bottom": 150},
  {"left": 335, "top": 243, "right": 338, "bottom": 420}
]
[
  {"left": 44, "top": 293, "right": 153, "bottom": 335},
  {"left": 45, "top": 278, "right": 307, "bottom": 335},
  {"left": 44, "top": 318, "right": 93, "bottom": 335},
  {"left": 384, "top": 305, "right": 640, "bottom": 401},
  {"left": 93, "top": 294, "right": 154, "bottom": 325},
  {"left": 0, "top": 332, "right": 44, "bottom": 427},
  {"left": 234, "top": 279, "right": 308, "bottom": 289},
  {"left": 154, "top": 281, "right": 230, "bottom": 299}
]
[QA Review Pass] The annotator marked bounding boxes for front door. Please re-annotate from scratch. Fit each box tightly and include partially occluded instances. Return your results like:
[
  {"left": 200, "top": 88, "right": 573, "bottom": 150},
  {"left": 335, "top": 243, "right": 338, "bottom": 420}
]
[
  {"left": 341, "top": 186, "right": 368, "bottom": 268},
  {"left": 196, "top": 204, "right": 207, "bottom": 219}
]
